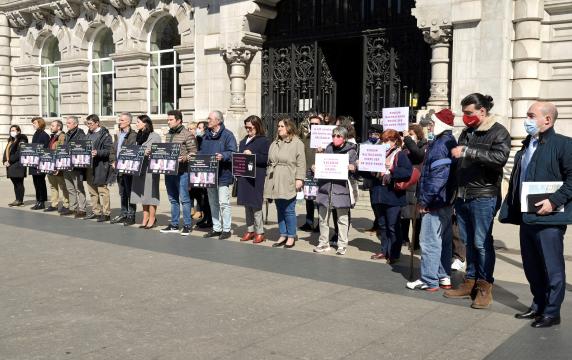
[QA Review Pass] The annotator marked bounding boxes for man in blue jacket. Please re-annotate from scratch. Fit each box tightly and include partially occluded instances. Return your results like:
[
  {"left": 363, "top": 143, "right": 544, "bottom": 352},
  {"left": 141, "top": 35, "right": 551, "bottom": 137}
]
[
  {"left": 407, "top": 109, "right": 457, "bottom": 291},
  {"left": 500, "top": 102, "right": 572, "bottom": 328},
  {"left": 199, "top": 110, "right": 237, "bottom": 240}
]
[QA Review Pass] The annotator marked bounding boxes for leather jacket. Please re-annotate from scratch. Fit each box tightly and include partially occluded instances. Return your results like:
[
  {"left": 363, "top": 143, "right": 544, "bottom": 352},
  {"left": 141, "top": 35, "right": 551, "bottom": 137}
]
[{"left": 455, "top": 116, "right": 511, "bottom": 199}]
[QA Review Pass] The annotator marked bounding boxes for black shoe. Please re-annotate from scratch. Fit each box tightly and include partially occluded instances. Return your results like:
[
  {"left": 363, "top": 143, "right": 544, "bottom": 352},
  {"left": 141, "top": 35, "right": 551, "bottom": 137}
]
[
  {"left": 299, "top": 223, "right": 313, "bottom": 231},
  {"left": 180, "top": 226, "right": 192, "bottom": 236},
  {"left": 284, "top": 237, "right": 296, "bottom": 248},
  {"left": 97, "top": 215, "right": 111, "bottom": 223},
  {"left": 196, "top": 222, "right": 213, "bottom": 229},
  {"left": 312, "top": 225, "right": 320, "bottom": 233},
  {"left": 123, "top": 217, "right": 136, "bottom": 226},
  {"left": 30, "top": 202, "right": 40, "bottom": 210},
  {"left": 58, "top": 207, "right": 69, "bottom": 213},
  {"left": 74, "top": 211, "right": 87, "bottom": 219},
  {"left": 218, "top": 231, "right": 231, "bottom": 240},
  {"left": 84, "top": 213, "right": 99, "bottom": 220},
  {"left": 44, "top": 206, "right": 58, "bottom": 212},
  {"left": 36, "top": 202, "right": 45, "bottom": 210},
  {"left": 531, "top": 316, "right": 561, "bottom": 328},
  {"left": 60, "top": 208, "right": 73, "bottom": 216},
  {"left": 160, "top": 224, "right": 179, "bottom": 233},
  {"left": 515, "top": 308, "right": 540, "bottom": 320},
  {"left": 110, "top": 215, "right": 126, "bottom": 224},
  {"left": 272, "top": 238, "right": 288, "bottom": 247},
  {"left": 203, "top": 230, "right": 222, "bottom": 238}
]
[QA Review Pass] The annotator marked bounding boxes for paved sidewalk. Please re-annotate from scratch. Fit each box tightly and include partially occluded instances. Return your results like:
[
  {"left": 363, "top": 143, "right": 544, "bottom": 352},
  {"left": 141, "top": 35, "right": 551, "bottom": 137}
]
[{"left": 1, "top": 177, "right": 571, "bottom": 359}]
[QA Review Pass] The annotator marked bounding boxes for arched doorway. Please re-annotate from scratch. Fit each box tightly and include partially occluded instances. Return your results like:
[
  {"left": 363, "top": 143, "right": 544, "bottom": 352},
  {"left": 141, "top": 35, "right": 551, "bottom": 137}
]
[{"left": 261, "top": 0, "right": 431, "bottom": 140}]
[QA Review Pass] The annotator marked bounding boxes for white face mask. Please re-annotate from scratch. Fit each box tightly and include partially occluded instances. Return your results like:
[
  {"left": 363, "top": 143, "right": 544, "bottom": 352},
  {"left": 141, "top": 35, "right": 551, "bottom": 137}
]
[{"left": 10, "top": 131, "right": 18, "bottom": 138}]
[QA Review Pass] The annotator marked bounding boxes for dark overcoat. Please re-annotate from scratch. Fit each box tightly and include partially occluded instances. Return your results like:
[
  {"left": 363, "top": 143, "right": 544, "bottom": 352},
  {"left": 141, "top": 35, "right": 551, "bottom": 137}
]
[{"left": 236, "top": 135, "right": 270, "bottom": 209}]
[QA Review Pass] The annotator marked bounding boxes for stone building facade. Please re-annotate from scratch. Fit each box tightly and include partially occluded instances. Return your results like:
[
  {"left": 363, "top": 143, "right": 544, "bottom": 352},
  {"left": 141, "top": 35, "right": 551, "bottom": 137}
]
[{"left": 0, "top": 0, "right": 571, "bottom": 166}]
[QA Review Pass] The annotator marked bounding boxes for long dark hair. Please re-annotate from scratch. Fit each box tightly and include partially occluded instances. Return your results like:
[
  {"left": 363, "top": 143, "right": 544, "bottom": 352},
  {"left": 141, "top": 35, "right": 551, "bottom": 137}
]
[
  {"left": 136, "top": 115, "right": 154, "bottom": 145},
  {"left": 8, "top": 125, "right": 21, "bottom": 142},
  {"left": 244, "top": 115, "right": 266, "bottom": 136}
]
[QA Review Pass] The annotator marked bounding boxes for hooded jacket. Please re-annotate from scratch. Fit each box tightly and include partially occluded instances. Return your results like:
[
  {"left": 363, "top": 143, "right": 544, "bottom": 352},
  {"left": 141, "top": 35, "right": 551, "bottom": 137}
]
[{"left": 316, "top": 141, "right": 358, "bottom": 209}]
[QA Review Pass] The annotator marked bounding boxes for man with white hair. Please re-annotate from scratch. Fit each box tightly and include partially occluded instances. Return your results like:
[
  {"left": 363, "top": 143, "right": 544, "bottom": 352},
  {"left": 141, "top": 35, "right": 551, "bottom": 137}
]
[
  {"left": 198, "top": 110, "right": 237, "bottom": 240},
  {"left": 62, "top": 115, "right": 87, "bottom": 218}
]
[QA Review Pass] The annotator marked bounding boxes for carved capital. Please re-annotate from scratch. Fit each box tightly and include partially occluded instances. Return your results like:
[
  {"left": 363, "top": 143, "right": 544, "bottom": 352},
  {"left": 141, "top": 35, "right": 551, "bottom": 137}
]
[
  {"left": 49, "top": 0, "right": 81, "bottom": 21},
  {"left": 6, "top": 11, "right": 33, "bottom": 29},
  {"left": 420, "top": 23, "right": 452, "bottom": 45},
  {"left": 221, "top": 46, "right": 258, "bottom": 65}
]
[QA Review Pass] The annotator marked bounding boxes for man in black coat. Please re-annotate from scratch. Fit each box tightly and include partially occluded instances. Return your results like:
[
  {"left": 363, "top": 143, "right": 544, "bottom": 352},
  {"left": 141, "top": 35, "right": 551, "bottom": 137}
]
[
  {"left": 500, "top": 102, "right": 572, "bottom": 328},
  {"left": 62, "top": 115, "right": 87, "bottom": 218},
  {"left": 84, "top": 114, "right": 113, "bottom": 222},
  {"left": 29, "top": 117, "right": 51, "bottom": 210}
]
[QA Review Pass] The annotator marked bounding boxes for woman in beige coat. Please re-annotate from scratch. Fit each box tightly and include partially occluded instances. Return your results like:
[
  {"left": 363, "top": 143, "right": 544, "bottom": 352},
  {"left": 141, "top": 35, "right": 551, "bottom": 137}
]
[{"left": 263, "top": 118, "right": 306, "bottom": 248}]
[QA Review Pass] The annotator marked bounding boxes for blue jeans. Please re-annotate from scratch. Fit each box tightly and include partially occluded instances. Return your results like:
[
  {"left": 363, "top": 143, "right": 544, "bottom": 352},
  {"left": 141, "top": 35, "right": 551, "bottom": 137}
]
[
  {"left": 165, "top": 173, "right": 191, "bottom": 227},
  {"left": 520, "top": 223, "right": 567, "bottom": 317},
  {"left": 455, "top": 197, "right": 497, "bottom": 283},
  {"left": 275, "top": 198, "right": 297, "bottom": 237},
  {"left": 375, "top": 204, "right": 402, "bottom": 259},
  {"left": 420, "top": 206, "right": 453, "bottom": 287},
  {"left": 207, "top": 186, "right": 232, "bottom": 232}
]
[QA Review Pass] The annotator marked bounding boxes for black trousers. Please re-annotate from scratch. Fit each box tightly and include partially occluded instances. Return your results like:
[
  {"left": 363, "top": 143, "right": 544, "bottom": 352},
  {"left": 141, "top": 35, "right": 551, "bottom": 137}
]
[
  {"left": 305, "top": 199, "right": 315, "bottom": 225},
  {"left": 118, "top": 174, "right": 136, "bottom": 217},
  {"left": 32, "top": 174, "right": 48, "bottom": 202},
  {"left": 520, "top": 223, "right": 567, "bottom": 317},
  {"left": 191, "top": 188, "right": 212, "bottom": 224},
  {"left": 10, "top": 177, "right": 25, "bottom": 202}
]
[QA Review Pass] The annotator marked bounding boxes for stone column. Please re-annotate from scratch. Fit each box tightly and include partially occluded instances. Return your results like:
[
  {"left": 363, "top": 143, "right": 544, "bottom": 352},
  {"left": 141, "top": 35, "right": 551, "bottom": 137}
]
[
  {"left": 57, "top": 59, "right": 90, "bottom": 118},
  {"left": 0, "top": 14, "right": 11, "bottom": 137},
  {"left": 511, "top": 0, "right": 543, "bottom": 144},
  {"left": 112, "top": 51, "right": 150, "bottom": 114},
  {"left": 421, "top": 23, "right": 452, "bottom": 109},
  {"left": 11, "top": 64, "right": 40, "bottom": 125},
  {"left": 175, "top": 45, "right": 195, "bottom": 120},
  {"left": 221, "top": 46, "right": 257, "bottom": 113}
]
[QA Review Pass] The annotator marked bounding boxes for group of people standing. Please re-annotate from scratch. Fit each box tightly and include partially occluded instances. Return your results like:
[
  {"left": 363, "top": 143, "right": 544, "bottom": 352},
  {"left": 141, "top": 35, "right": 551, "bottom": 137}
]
[{"left": 4, "top": 93, "right": 571, "bottom": 328}]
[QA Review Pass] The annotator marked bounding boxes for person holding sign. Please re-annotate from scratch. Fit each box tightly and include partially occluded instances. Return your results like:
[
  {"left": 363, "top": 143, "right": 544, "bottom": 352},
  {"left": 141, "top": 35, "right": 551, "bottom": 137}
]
[
  {"left": 237, "top": 115, "right": 270, "bottom": 244},
  {"left": 131, "top": 115, "right": 161, "bottom": 229},
  {"left": 263, "top": 118, "right": 306, "bottom": 248},
  {"left": 299, "top": 115, "right": 323, "bottom": 232},
  {"left": 3, "top": 125, "right": 28, "bottom": 207},
  {"left": 45, "top": 120, "right": 69, "bottom": 213},
  {"left": 198, "top": 110, "right": 237, "bottom": 240},
  {"left": 84, "top": 115, "right": 113, "bottom": 222},
  {"left": 29, "top": 117, "right": 50, "bottom": 210},
  {"left": 312, "top": 126, "right": 358, "bottom": 256},
  {"left": 62, "top": 116, "right": 87, "bottom": 218},
  {"left": 500, "top": 102, "right": 572, "bottom": 328},
  {"left": 365, "top": 129, "right": 412, "bottom": 264}
]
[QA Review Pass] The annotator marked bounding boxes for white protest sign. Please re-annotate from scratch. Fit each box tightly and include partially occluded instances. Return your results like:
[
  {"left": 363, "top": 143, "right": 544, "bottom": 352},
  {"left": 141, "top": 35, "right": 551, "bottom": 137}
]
[
  {"left": 382, "top": 107, "right": 409, "bottom": 132},
  {"left": 310, "top": 125, "right": 336, "bottom": 149},
  {"left": 314, "top": 153, "right": 349, "bottom": 180},
  {"left": 358, "top": 144, "right": 386, "bottom": 173}
]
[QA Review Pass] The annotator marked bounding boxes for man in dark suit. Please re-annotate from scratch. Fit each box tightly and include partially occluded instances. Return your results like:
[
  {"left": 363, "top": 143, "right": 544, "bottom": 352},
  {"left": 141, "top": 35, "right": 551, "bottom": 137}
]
[{"left": 500, "top": 102, "right": 572, "bottom": 328}]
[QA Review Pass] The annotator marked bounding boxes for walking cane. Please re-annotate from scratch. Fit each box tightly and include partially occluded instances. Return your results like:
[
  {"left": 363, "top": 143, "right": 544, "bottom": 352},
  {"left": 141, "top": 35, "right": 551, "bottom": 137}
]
[
  {"left": 325, "top": 182, "right": 334, "bottom": 228},
  {"left": 409, "top": 204, "right": 419, "bottom": 281}
]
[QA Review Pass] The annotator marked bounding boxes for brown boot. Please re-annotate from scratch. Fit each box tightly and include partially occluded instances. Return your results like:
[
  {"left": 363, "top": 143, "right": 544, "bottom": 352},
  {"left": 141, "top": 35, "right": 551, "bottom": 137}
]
[
  {"left": 443, "top": 278, "right": 476, "bottom": 299},
  {"left": 471, "top": 280, "right": 493, "bottom": 309}
]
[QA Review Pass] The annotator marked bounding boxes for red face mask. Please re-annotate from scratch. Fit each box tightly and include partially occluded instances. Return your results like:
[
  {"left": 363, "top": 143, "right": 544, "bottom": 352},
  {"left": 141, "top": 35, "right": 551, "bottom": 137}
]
[
  {"left": 332, "top": 137, "right": 345, "bottom": 147},
  {"left": 463, "top": 114, "right": 480, "bottom": 128}
]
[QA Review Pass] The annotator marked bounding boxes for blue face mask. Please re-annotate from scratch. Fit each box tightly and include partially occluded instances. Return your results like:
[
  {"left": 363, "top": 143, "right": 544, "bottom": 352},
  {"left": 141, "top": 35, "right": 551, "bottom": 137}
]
[
  {"left": 195, "top": 130, "right": 204, "bottom": 137},
  {"left": 368, "top": 137, "right": 378, "bottom": 144},
  {"left": 524, "top": 117, "right": 539, "bottom": 136},
  {"left": 427, "top": 132, "right": 435, "bottom": 141}
]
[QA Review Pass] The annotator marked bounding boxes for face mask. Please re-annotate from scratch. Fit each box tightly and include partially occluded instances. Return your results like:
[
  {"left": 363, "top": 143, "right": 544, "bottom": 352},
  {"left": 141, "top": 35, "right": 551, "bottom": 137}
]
[
  {"left": 332, "top": 137, "right": 345, "bottom": 147},
  {"left": 427, "top": 132, "right": 435, "bottom": 141},
  {"left": 368, "top": 137, "right": 378, "bottom": 144},
  {"left": 10, "top": 131, "right": 17, "bottom": 138},
  {"left": 524, "top": 117, "right": 539, "bottom": 136},
  {"left": 195, "top": 130, "right": 204, "bottom": 137},
  {"left": 463, "top": 114, "right": 480, "bottom": 128}
]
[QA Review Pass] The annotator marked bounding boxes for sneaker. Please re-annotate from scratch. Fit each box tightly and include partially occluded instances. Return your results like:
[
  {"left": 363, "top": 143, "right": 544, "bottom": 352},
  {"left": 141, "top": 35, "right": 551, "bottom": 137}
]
[
  {"left": 180, "top": 226, "right": 192, "bottom": 236},
  {"left": 219, "top": 231, "right": 232, "bottom": 240},
  {"left": 299, "top": 223, "right": 314, "bottom": 231},
  {"left": 336, "top": 247, "right": 347, "bottom": 256},
  {"left": 439, "top": 277, "right": 452, "bottom": 289},
  {"left": 160, "top": 224, "right": 179, "bottom": 233},
  {"left": 451, "top": 259, "right": 466, "bottom": 271},
  {"left": 406, "top": 279, "right": 439, "bottom": 292},
  {"left": 313, "top": 244, "right": 331, "bottom": 253}
]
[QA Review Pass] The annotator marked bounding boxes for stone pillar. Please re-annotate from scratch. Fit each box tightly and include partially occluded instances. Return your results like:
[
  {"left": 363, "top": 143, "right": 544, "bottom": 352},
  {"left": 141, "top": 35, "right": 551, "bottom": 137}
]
[
  {"left": 57, "top": 59, "right": 90, "bottom": 118},
  {"left": 422, "top": 24, "right": 452, "bottom": 109},
  {"left": 11, "top": 64, "right": 40, "bottom": 125},
  {"left": 511, "top": 0, "right": 543, "bottom": 145},
  {"left": 175, "top": 45, "right": 195, "bottom": 120},
  {"left": 221, "top": 46, "right": 257, "bottom": 113},
  {"left": 0, "top": 14, "right": 11, "bottom": 137},
  {"left": 112, "top": 51, "right": 150, "bottom": 114}
]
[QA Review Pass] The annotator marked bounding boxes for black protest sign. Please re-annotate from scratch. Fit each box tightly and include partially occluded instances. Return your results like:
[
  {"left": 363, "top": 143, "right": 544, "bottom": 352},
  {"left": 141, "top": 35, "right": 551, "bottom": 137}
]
[
  {"left": 189, "top": 155, "right": 218, "bottom": 188},
  {"left": 117, "top": 145, "right": 145, "bottom": 175},
  {"left": 148, "top": 143, "right": 181, "bottom": 175},
  {"left": 232, "top": 153, "right": 256, "bottom": 178},
  {"left": 69, "top": 140, "right": 93, "bottom": 168}
]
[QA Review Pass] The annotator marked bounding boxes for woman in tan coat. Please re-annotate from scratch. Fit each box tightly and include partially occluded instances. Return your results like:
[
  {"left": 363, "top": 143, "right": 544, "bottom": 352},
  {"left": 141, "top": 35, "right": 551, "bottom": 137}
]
[{"left": 263, "top": 118, "right": 306, "bottom": 248}]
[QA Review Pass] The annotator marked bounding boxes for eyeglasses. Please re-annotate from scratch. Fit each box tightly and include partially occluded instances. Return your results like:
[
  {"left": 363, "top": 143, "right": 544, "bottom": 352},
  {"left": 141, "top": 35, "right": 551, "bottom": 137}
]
[
  {"left": 85, "top": 122, "right": 95, "bottom": 126},
  {"left": 332, "top": 134, "right": 344, "bottom": 138},
  {"left": 244, "top": 126, "right": 254, "bottom": 130}
]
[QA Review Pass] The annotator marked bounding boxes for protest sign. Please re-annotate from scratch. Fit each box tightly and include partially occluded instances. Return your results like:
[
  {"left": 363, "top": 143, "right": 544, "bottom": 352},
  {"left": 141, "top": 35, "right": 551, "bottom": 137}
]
[
  {"left": 116, "top": 145, "right": 145, "bottom": 175},
  {"left": 55, "top": 145, "right": 72, "bottom": 171},
  {"left": 189, "top": 155, "right": 218, "bottom": 188},
  {"left": 303, "top": 176, "right": 319, "bottom": 200},
  {"left": 310, "top": 125, "right": 336, "bottom": 149},
  {"left": 69, "top": 140, "right": 93, "bottom": 168},
  {"left": 38, "top": 150, "right": 56, "bottom": 174},
  {"left": 314, "top": 153, "right": 349, "bottom": 180},
  {"left": 148, "top": 143, "right": 181, "bottom": 175},
  {"left": 232, "top": 153, "right": 256, "bottom": 178},
  {"left": 20, "top": 143, "right": 43, "bottom": 168},
  {"left": 382, "top": 107, "right": 409, "bottom": 132},
  {"left": 358, "top": 144, "right": 387, "bottom": 173}
]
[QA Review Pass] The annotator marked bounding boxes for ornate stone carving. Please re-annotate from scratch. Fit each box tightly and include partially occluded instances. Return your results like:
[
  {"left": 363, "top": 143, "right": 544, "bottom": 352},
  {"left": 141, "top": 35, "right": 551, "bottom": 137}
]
[
  {"left": 6, "top": 11, "right": 33, "bottom": 29},
  {"left": 109, "top": 0, "right": 139, "bottom": 9},
  {"left": 48, "top": 1, "right": 81, "bottom": 21},
  {"left": 221, "top": 46, "right": 259, "bottom": 112},
  {"left": 222, "top": 46, "right": 257, "bottom": 66},
  {"left": 420, "top": 23, "right": 452, "bottom": 45}
]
